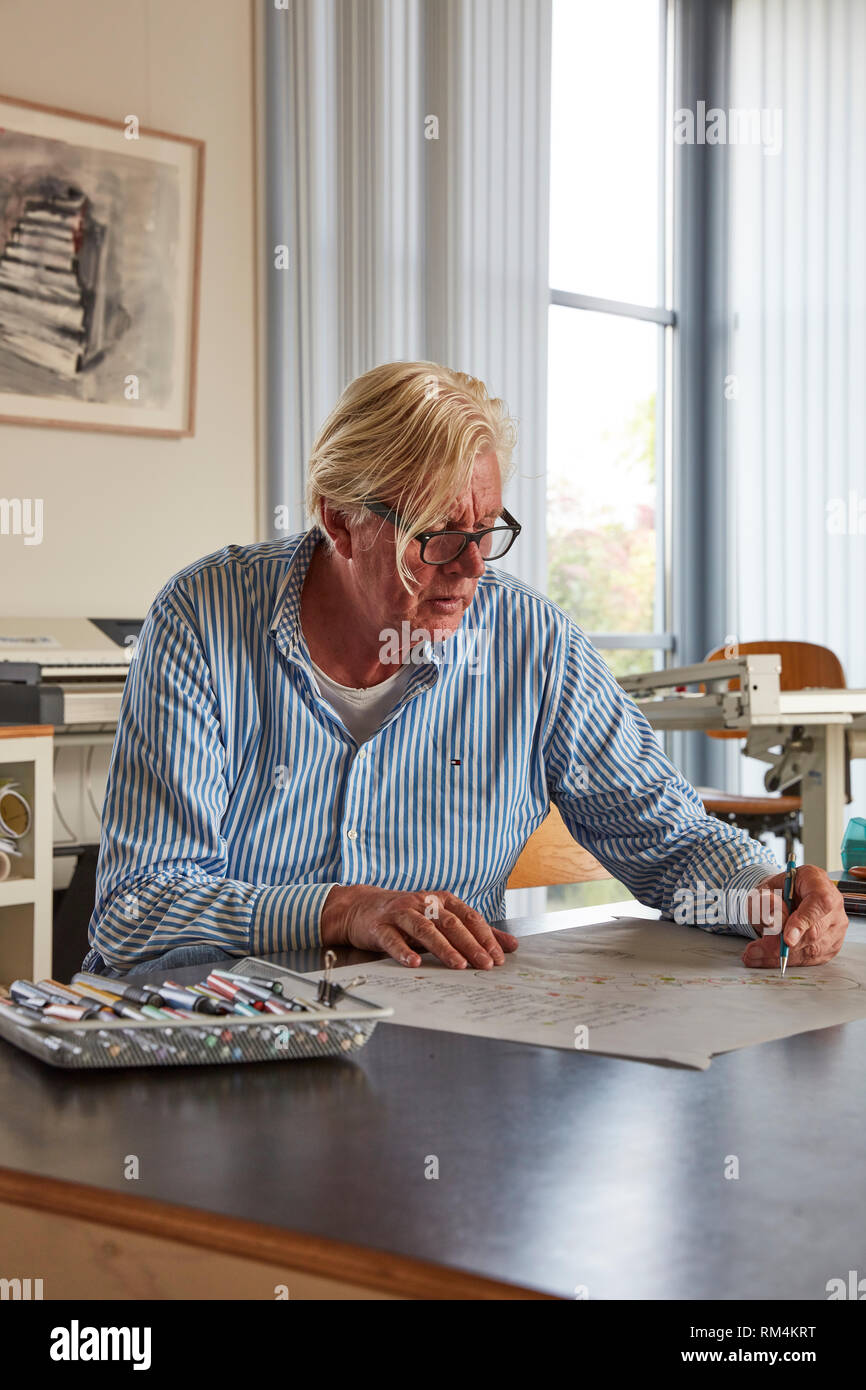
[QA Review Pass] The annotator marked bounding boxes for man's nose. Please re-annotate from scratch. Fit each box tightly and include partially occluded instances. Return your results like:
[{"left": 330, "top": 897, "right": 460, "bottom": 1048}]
[{"left": 448, "top": 540, "right": 486, "bottom": 577}]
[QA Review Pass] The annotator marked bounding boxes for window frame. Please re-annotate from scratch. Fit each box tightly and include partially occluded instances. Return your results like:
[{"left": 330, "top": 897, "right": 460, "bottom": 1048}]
[{"left": 547, "top": 0, "right": 676, "bottom": 673}]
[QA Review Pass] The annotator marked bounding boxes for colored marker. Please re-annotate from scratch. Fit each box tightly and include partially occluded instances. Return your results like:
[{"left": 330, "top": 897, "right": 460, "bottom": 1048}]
[
  {"left": 43, "top": 1002, "right": 102, "bottom": 1022},
  {"left": 72, "top": 973, "right": 167, "bottom": 1008},
  {"left": 203, "top": 975, "right": 282, "bottom": 1013},
  {"left": 208, "top": 974, "right": 296, "bottom": 1012},
  {"left": 39, "top": 978, "right": 92, "bottom": 1004},
  {"left": 61, "top": 981, "right": 147, "bottom": 1021},
  {"left": 0, "top": 997, "right": 44, "bottom": 1026},
  {"left": 10, "top": 980, "right": 71, "bottom": 1008},
  {"left": 210, "top": 969, "right": 287, "bottom": 1000},
  {"left": 158, "top": 981, "right": 232, "bottom": 1015},
  {"left": 190, "top": 981, "right": 260, "bottom": 1017},
  {"left": 140, "top": 1003, "right": 183, "bottom": 1022}
]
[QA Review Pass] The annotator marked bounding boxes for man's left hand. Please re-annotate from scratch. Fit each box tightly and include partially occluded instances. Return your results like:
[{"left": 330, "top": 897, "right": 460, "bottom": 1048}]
[{"left": 742, "top": 865, "right": 849, "bottom": 968}]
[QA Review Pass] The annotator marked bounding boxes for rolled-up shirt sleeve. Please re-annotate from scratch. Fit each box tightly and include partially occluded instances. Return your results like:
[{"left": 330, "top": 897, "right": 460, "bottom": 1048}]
[
  {"left": 544, "top": 622, "right": 780, "bottom": 939},
  {"left": 89, "top": 588, "right": 338, "bottom": 970}
]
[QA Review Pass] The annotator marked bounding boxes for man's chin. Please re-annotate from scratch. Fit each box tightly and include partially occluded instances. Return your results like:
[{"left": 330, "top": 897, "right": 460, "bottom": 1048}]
[{"left": 420, "top": 609, "right": 465, "bottom": 643}]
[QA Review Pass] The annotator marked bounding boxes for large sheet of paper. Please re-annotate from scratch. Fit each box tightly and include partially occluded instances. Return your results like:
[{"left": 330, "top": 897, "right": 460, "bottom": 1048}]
[{"left": 326, "top": 917, "right": 866, "bottom": 1069}]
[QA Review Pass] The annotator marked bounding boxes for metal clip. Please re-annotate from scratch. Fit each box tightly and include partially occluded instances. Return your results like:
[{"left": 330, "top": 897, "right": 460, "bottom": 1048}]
[{"left": 316, "top": 949, "right": 340, "bottom": 1007}]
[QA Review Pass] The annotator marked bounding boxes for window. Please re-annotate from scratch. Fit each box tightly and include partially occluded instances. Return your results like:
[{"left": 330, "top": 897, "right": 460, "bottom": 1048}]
[{"left": 547, "top": 0, "right": 674, "bottom": 681}]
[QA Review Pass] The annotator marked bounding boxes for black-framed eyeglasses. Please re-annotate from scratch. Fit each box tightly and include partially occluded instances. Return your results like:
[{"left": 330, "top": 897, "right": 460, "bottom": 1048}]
[{"left": 363, "top": 500, "right": 522, "bottom": 565}]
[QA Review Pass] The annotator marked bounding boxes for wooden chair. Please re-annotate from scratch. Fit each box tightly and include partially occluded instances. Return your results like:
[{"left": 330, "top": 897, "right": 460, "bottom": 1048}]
[
  {"left": 507, "top": 803, "right": 610, "bottom": 889},
  {"left": 699, "top": 640, "right": 847, "bottom": 856}
]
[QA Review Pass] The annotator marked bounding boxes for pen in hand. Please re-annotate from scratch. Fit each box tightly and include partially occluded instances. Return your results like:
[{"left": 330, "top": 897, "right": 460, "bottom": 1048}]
[{"left": 780, "top": 858, "right": 797, "bottom": 978}]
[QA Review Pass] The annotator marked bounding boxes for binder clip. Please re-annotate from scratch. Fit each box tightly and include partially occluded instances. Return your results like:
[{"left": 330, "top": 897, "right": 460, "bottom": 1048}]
[
  {"left": 316, "top": 951, "right": 367, "bottom": 1008},
  {"left": 316, "top": 950, "right": 340, "bottom": 1008}
]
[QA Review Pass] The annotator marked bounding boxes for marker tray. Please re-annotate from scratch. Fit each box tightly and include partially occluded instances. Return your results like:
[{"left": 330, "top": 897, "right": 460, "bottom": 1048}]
[{"left": 0, "top": 958, "right": 393, "bottom": 1070}]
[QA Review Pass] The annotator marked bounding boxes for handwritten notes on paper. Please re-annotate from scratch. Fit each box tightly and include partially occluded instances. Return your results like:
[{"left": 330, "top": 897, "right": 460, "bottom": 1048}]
[{"left": 326, "top": 917, "right": 866, "bottom": 1069}]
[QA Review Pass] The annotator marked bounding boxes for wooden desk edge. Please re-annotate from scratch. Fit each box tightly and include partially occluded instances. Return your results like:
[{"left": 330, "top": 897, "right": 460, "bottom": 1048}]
[
  {"left": 0, "top": 1166, "right": 556, "bottom": 1301},
  {"left": 0, "top": 725, "right": 53, "bottom": 738}
]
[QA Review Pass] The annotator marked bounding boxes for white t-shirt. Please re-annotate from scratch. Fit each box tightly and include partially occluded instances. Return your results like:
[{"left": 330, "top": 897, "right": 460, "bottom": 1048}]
[{"left": 308, "top": 654, "right": 414, "bottom": 745}]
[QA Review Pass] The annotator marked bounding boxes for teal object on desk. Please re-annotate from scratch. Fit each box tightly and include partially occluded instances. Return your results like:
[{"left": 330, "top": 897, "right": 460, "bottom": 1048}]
[{"left": 841, "top": 818, "right": 866, "bottom": 871}]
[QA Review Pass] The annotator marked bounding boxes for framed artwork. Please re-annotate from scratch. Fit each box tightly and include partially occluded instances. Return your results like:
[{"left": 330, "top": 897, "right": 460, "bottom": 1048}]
[{"left": 0, "top": 93, "right": 204, "bottom": 437}]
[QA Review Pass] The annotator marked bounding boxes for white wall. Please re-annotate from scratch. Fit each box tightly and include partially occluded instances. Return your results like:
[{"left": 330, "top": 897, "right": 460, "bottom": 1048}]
[{"left": 0, "top": 0, "right": 259, "bottom": 617}]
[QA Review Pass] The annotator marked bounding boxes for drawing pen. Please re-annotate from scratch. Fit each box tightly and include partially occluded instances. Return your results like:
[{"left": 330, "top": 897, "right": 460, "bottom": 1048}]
[
  {"left": 287, "top": 995, "right": 316, "bottom": 1012},
  {"left": 259, "top": 997, "right": 295, "bottom": 1015},
  {"left": 10, "top": 979, "right": 87, "bottom": 1011},
  {"left": 780, "top": 858, "right": 797, "bottom": 979},
  {"left": 204, "top": 975, "right": 287, "bottom": 1013},
  {"left": 9, "top": 982, "right": 102, "bottom": 1019},
  {"left": 231, "top": 980, "right": 297, "bottom": 1013},
  {"left": 43, "top": 1001, "right": 104, "bottom": 1022},
  {"left": 141, "top": 1003, "right": 175, "bottom": 1022},
  {"left": 210, "top": 969, "right": 286, "bottom": 999},
  {"left": 0, "top": 997, "right": 45, "bottom": 1026},
  {"left": 205, "top": 973, "right": 266, "bottom": 1003},
  {"left": 14, "top": 979, "right": 123, "bottom": 1022},
  {"left": 72, "top": 973, "right": 167, "bottom": 1008},
  {"left": 62, "top": 981, "right": 147, "bottom": 1021},
  {"left": 190, "top": 981, "right": 260, "bottom": 1016},
  {"left": 39, "top": 978, "right": 94, "bottom": 1005},
  {"left": 159, "top": 981, "right": 232, "bottom": 1015},
  {"left": 207, "top": 972, "right": 299, "bottom": 1015}
]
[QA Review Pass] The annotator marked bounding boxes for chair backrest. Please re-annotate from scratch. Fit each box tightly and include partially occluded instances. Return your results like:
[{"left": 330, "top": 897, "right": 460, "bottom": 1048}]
[
  {"left": 506, "top": 804, "right": 611, "bottom": 889},
  {"left": 704, "top": 641, "right": 846, "bottom": 740}
]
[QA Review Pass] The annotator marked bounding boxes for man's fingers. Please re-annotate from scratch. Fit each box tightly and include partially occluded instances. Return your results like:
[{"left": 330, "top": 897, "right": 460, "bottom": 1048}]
[
  {"left": 369, "top": 921, "right": 422, "bottom": 967},
  {"left": 390, "top": 909, "right": 475, "bottom": 968},
  {"left": 742, "top": 937, "right": 781, "bottom": 968},
  {"left": 402, "top": 924, "right": 518, "bottom": 962},
  {"left": 742, "top": 866, "right": 848, "bottom": 969},
  {"left": 784, "top": 889, "right": 841, "bottom": 947},
  {"left": 429, "top": 907, "right": 498, "bottom": 968},
  {"left": 359, "top": 890, "right": 520, "bottom": 970},
  {"left": 438, "top": 893, "right": 510, "bottom": 964},
  {"left": 742, "top": 911, "right": 848, "bottom": 968}
]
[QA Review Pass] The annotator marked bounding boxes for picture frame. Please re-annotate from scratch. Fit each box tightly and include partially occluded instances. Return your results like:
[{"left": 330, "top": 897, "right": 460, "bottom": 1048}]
[{"left": 0, "top": 93, "right": 204, "bottom": 437}]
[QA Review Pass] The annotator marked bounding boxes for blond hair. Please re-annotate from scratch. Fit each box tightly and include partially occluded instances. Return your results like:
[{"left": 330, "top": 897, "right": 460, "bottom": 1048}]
[{"left": 306, "top": 361, "right": 518, "bottom": 589}]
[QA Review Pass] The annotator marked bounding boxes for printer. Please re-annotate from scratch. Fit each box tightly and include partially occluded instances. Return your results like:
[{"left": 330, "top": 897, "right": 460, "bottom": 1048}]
[{"left": 0, "top": 618, "right": 143, "bottom": 731}]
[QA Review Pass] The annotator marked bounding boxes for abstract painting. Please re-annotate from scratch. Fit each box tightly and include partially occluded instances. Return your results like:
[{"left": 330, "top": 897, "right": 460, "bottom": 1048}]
[{"left": 0, "top": 94, "right": 203, "bottom": 436}]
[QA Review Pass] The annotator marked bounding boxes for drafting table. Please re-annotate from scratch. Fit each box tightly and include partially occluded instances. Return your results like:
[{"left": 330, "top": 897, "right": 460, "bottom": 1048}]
[{"left": 620, "top": 656, "right": 866, "bottom": 870}]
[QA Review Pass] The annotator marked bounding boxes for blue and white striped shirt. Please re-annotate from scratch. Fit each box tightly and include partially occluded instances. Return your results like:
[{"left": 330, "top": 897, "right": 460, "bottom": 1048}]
[{"left": 89, "top": 527, "right": 779, "bottom": 968}]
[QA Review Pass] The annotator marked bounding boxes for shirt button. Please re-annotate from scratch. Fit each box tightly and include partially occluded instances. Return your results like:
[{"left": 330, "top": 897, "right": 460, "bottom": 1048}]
[
  {"left": 347, "top": 829, "right": 358, "bottom": 840},
  {"left": 357, "top": 749, "right": 367, "bottom": 758}
]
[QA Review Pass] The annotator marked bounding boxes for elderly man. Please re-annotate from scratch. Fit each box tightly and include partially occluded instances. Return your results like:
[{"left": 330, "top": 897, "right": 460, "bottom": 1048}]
[{"left": 82, "top": 361, "right": 847, "bottom": 978}]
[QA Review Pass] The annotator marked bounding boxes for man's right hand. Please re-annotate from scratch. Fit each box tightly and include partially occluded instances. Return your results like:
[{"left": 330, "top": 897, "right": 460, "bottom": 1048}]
[{"left": 320, "top": 884, "right": 519, "bottom": 969}]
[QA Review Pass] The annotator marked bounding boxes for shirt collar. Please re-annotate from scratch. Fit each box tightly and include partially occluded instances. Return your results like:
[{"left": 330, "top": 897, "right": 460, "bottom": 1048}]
[{"left": 268, "top": 526, "right": 321, "bottom": 658}]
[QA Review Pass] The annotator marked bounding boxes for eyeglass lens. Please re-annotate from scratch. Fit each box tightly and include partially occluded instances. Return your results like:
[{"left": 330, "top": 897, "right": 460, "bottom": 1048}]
[{"left": 423, "top": 528, "right": 515, "bottom": 563}]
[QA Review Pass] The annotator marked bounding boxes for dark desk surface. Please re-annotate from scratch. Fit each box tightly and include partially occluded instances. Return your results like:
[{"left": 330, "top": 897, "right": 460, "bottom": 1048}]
[{"left": 1, "top": 906, "right": 865, "bottom": 1300}]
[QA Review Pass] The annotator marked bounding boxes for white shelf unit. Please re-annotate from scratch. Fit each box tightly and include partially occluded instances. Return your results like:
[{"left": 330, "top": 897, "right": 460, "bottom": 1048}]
[{"left": 0, "top": 727, "right": 53, "bottom": 983}]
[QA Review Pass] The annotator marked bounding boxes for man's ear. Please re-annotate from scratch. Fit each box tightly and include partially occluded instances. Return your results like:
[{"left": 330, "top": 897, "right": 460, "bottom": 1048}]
[{"left": 319, "top": 503, "right": 356, "bottom": 561}]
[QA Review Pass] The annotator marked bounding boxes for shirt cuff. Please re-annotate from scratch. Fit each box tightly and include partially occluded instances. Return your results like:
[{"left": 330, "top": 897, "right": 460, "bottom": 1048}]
[
  {"left": 251, "top": 881, "right": 342, "bottom": 954},
  {"left": 716, "top": 861, "right": 781, "bottom": 940}
]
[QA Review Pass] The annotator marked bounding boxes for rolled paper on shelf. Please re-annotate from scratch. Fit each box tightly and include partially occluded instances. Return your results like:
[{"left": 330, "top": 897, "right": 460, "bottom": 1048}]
[
  {"left": 0, "top": 850, "right": 11, "bottom": 882},
  {"left": 0, "top": 781, "right": 31, "bottom": 839}
]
